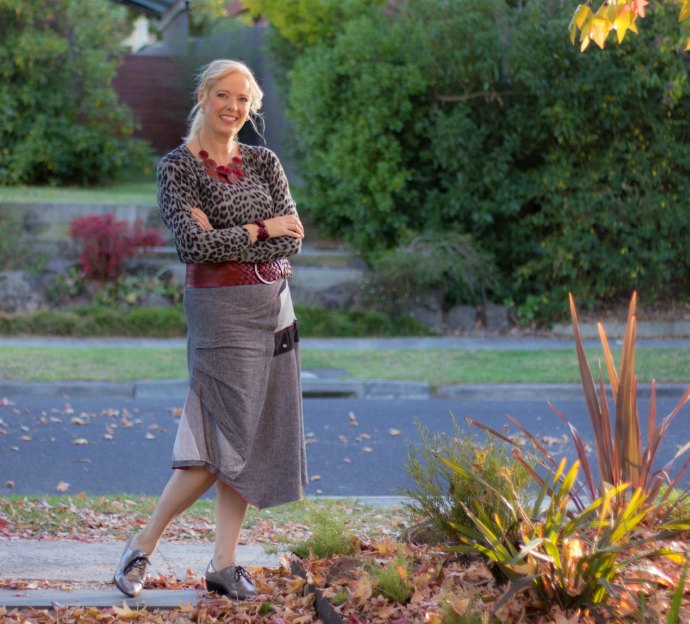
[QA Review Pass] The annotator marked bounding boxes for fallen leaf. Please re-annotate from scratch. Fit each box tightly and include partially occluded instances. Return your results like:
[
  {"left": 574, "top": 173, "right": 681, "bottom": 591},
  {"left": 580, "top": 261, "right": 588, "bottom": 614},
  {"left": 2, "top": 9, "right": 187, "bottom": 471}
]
[
  {"left": 5, "top": 481, "right": 14, "bottom": 488},
  {"left": 448, "top": 595, "right": 470, "bottom": 615},
  {"left": 112, "top": 602, "right": 140, "bottom": 620},
  {"left": 56, "top": 481, "right": 70, "bottom": 493},
  {"left": 145, "top": 433, "right": 156, "bottom": 440},
  {"left": 286, "top": 575, "right": 306, "bottom": 593},
  {"left": 376, "top": 604, "right": 397, "bottom": 618},
  {"left": 362, "top": 446, "right": 373, "bottom": 453},
  {"left": 310, "top": 475, "right": 321, "bottom": 482},
  {"left": 351, "top": 575, "right": 373, "bottom": 606},
  {"left": 388, "top": 428, "right": 401, "bottom": 436},
  {"left": 73, "top": 438, "right": 88, "bottom": 446}
]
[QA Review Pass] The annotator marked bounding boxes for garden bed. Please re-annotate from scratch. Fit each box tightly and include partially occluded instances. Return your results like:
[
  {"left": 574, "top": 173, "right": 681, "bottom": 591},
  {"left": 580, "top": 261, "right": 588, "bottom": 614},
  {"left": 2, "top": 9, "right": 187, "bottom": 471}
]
[{"left": 289, "top": 536, "right": 690, "bottom": 624}]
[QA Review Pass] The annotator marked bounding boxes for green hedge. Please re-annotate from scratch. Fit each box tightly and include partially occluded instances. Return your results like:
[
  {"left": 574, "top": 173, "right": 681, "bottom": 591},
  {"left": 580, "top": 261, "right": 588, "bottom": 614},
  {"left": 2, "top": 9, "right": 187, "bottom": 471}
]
[
  {"left": 0, "top": 307, "right": 187, "bottom": 338},
  {"left": 279, "top": 0, "right": 690, "bottom": 322},
  {"left": 0, "top": 305, "right": 432, "bottom": 338},
  {"left": 0, "top": 0, "right": 150, "bottom": 185}
]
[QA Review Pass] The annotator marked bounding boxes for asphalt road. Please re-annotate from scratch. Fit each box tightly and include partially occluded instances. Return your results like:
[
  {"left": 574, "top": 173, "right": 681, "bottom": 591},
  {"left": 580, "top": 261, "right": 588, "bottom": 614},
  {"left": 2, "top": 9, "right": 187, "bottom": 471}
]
[{"left": 1, "top": 394, "right": 689, "bottom": 498}]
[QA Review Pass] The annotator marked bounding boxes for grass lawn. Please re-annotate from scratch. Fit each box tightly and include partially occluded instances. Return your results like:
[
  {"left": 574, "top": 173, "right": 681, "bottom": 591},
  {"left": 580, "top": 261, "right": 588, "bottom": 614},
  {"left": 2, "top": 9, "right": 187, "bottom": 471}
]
[
  {"left": 0, "top": 181, "right": 157, "bottom": 205},
  {"left": 0, "top": 494, "right": 401, "bottom": 545},
  {"left": 0, "top": 345, "right": 688, "bottom": 385}
]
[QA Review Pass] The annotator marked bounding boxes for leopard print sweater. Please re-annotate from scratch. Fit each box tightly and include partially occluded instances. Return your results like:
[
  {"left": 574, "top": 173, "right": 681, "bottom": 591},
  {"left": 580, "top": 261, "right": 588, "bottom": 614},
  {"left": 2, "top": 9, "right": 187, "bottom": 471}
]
[{"left": 157, "top": 144, "right": 301, "bottom": 264}]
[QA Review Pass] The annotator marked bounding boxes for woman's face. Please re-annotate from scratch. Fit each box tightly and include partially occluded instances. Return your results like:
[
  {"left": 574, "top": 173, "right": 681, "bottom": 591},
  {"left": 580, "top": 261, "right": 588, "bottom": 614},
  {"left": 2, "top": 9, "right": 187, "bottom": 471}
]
[{"left": 200, "top": 71, "right": 251, "bottom": 139}]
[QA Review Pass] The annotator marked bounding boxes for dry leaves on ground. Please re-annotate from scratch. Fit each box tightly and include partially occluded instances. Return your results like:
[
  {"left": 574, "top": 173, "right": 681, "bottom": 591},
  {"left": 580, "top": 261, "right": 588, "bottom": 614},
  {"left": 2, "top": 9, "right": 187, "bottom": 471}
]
[
  {"left": 0, "top": 565, "right": 321, "bottom": 623},
  {"left": 0, "top": 495, "right": 406, "bottom": 546},
  {"left": 2, "top": 533, "right": 690, "bottom": 622},
  {"left": 296, "top": 537, "right": 690, "bottom": 624}
]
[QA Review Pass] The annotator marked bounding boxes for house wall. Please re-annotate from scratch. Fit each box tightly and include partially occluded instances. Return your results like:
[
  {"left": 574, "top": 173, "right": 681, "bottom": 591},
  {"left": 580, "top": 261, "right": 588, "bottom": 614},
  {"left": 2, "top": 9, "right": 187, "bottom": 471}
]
[
  {"left": 113, "top": 26, "right": 292, "bottom": 165},
  {"left": 113, "top": 54, "right": 190, "bottom": 155}
]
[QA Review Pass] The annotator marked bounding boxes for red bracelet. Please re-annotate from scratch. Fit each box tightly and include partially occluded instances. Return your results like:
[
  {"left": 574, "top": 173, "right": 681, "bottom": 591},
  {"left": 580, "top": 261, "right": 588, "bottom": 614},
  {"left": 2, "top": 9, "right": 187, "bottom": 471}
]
[{"left": 252, "top": 220, "right": 269, "bottom": 241}]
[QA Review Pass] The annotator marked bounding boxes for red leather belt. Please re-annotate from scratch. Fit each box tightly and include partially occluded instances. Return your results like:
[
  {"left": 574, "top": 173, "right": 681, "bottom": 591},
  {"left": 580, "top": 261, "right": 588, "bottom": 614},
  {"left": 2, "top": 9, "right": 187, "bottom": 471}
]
[{"left": 185, "top": 258, "right": 292, "bottom": 288}]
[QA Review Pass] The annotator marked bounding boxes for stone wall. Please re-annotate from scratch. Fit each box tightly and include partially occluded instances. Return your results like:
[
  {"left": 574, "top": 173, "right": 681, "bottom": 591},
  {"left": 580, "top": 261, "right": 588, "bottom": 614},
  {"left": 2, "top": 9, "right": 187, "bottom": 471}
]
[{"left": 0, "top": 203, "right": 167, "bottom": 258}]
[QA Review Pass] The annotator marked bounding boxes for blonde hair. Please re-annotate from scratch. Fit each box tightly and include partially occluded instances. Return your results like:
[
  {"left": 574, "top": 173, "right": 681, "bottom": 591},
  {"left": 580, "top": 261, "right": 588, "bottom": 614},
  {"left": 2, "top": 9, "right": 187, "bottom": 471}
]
[{"left": 184, "top": 59, "right": 264, "bottom": 143}]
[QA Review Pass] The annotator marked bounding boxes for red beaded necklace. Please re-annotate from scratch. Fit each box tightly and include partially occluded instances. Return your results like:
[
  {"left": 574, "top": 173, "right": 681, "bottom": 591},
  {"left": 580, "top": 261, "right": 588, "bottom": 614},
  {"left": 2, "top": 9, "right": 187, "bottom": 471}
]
[{"left": 198, "top": 142, "right": 244, "bottom": 184}]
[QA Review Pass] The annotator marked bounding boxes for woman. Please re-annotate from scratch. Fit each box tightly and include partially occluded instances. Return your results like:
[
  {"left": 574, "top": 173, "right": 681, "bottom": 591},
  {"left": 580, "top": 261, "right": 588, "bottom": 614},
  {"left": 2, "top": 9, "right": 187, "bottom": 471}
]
[{"left": 113, "top": 59, "right": 307, "bottom": 601}]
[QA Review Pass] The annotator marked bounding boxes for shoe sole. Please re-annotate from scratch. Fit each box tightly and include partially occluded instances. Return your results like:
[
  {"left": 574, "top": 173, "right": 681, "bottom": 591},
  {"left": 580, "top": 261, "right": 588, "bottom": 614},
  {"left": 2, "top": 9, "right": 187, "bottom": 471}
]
[
  {"left": 113, "top": 575, "right": 139, "bottom": 598},
  {"left": 206, "top": 579, "right": 252, "bottom": 600}
]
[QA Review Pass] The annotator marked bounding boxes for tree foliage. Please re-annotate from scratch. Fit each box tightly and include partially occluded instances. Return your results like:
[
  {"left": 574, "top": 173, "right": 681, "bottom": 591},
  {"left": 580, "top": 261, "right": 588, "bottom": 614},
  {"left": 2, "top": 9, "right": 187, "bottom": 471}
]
[
  {"left": 241, "top": 0, "right": 384, "bottom": 50},
  {"left": 570, "top": 0, "right": 690, "bottom": 51},
  {"left": 189, "top": 0, "right": 245, "bottom": 36},
  {"left": 0, "top": 0, "right": 150, "bottom": 185},
  {"left": 277, "top": 0, "right": 690, "bottom": 321}
]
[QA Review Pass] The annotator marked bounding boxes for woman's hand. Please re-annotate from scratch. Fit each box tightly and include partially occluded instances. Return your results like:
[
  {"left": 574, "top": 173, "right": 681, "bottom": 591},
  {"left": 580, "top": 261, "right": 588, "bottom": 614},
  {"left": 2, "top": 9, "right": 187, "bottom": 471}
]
[
  {"left": 190, "top": 207, "right": 213, "bottom": 231},
  {"left": 264, "top": 215, "right": 304, "bottom": 239}
]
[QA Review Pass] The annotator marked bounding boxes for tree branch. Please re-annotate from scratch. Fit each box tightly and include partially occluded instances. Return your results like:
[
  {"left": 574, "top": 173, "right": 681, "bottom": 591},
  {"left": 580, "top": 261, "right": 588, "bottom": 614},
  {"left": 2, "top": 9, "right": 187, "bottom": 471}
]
[{"left": 436, "top": 90, "right": 515, "bottom": 105}]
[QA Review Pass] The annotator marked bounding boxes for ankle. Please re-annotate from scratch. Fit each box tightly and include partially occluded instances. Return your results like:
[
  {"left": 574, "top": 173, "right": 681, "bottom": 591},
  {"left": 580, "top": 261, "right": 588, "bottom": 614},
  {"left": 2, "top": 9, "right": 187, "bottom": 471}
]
[
  {"left": 211, "top": 556, "right": 235, "bottom": 572},
  {"left": 130, "top": 533, "right": 155, "bottom": 555}
]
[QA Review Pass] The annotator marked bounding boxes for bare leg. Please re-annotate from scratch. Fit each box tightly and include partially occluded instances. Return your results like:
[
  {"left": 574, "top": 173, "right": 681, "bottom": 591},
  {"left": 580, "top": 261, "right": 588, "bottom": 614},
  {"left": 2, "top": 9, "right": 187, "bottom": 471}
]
[
  {"left": 131, "top": 467, "right": 216, "bottom": 554},
  {"left": 212, "top": 480, "right": 249, "bottom": 570}
]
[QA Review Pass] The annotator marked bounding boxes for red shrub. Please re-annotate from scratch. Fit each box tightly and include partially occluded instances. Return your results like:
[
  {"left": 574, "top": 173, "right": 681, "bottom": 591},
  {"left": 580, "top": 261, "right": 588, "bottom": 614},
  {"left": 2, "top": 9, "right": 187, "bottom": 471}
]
[{"left": 69, "top": 214, "right": 164, "bottom": 280}]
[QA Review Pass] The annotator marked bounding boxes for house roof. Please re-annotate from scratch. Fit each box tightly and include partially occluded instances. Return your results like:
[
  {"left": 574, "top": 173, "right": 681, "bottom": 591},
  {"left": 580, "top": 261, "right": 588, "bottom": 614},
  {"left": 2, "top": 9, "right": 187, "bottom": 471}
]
[{"left": 112, "top": 0, "right": 179, "bottom": 18}]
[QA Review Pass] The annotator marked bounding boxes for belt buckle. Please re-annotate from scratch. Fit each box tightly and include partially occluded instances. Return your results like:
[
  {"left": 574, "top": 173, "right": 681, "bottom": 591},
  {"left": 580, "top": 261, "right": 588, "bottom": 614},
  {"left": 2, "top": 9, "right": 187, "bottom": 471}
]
[{"left": 254, "top": 263, "right": 277, "bottom": 285}]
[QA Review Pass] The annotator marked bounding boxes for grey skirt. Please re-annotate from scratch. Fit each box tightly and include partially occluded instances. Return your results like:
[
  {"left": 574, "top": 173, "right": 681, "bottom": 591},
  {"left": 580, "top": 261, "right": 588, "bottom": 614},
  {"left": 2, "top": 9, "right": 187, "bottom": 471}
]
[{"left": 172, "top": 279, "right": 307, "bottom": 509}]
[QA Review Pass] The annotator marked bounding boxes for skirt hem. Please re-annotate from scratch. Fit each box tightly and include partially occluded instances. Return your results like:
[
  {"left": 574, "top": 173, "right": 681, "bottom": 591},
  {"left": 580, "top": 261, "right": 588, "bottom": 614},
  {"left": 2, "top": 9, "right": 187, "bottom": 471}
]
[{"left": 172, "top": 460, "right": 304, "bottom": 510}]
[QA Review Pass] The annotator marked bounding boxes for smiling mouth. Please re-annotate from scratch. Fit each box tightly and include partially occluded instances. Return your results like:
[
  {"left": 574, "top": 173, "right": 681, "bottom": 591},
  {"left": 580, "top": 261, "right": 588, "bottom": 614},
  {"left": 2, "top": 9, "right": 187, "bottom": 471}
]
[{"left": 220, "top": 115, "right": 238, "bottom": 123}]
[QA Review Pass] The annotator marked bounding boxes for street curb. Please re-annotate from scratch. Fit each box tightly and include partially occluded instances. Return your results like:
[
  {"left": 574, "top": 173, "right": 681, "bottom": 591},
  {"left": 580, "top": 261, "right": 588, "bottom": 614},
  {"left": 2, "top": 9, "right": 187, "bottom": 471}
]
[
  {"left": 0, "top": 588, "right": 205, "bottom": 610},
  {"left": 435, "top": 382, "right": 690, "bottom": 401},
  {"left": 0, "top": 380, "right": 135, "bottom": 398},
  {"left": 0, "top": 378, "right": 431, "bottom": 400},
  {"left": 1, "top": 380, "right": 687, "bottom": 401}
]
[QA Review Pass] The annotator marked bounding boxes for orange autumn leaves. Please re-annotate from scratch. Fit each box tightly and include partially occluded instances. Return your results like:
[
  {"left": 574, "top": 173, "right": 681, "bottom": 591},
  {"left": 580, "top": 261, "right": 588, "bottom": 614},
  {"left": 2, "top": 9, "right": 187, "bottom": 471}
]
[{"left": 569, "top": 0, "right": 690, "bottom": 51}]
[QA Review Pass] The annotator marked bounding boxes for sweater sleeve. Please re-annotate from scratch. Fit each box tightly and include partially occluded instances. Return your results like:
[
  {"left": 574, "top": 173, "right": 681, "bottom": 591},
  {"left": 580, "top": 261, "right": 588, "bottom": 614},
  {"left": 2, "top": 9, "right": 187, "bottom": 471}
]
[
  {"left": 237, "top": 148, "right": 302, "bottom": 263},
  {"left": 157, "top": 153, "right": 253, "bottom": 264}
]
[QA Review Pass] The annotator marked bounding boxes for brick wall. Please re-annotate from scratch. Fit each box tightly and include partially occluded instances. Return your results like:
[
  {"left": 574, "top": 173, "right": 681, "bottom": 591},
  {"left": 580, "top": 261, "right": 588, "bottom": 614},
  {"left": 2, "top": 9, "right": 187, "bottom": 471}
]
[{"left": 113, "top": 55, "right": 191, "bottom": 155}]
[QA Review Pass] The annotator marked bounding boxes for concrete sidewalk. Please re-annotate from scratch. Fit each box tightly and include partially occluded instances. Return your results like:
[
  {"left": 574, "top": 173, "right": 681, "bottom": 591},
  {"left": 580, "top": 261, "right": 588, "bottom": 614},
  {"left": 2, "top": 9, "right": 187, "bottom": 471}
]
[
  {"left": 0, "top": 496, "right": 406, "bottom": 609},
  {"left": 0, "top": 540, "right": 276, "bottom": 609}
]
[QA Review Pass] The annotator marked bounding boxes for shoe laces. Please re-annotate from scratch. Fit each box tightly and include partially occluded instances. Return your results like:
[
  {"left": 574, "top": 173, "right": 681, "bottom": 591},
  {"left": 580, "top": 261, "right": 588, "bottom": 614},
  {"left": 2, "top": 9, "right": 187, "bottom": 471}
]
[
  {"left": 125, "top": 555, "right": 150, "bottom": 576},
  {"left": 234, "top": 565, "right": 252, "bottom": 583}
]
